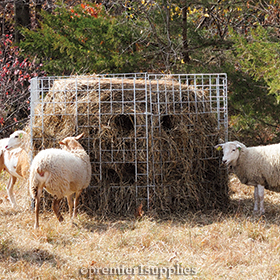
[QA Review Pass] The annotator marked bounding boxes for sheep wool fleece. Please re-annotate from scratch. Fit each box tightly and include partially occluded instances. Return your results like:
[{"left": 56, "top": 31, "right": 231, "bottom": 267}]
[
  {"left": 235, "top": 142, "right": 280, "bottom": 191},
  {"left": 29, "top": 148, "right": 91, "bottom": 199}
]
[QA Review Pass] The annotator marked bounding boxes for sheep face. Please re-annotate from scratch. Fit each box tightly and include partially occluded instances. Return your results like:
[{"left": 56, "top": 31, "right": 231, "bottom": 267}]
[
  {"left": 5, "top": 130, "right": 27, "bottom": 150},
  {"left": 215, "top": 142, "right": 242, "bottom": 168},
  {"left": 59, "top": 133, "right": 84, "bottom": 151}
]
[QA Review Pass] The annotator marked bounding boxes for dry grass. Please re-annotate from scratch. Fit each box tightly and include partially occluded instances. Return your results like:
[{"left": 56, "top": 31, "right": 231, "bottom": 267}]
[{"left": 0, "top": 174, "right": 280, "bottom": 279}]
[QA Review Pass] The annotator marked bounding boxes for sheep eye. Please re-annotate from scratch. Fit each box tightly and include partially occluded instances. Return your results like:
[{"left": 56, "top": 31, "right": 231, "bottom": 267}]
[
  {"left": 232, "top": 149, "right": 236, "bottom": 152},
  {"left": 15, "top": 136, "right": 18, "bottom": 138}
]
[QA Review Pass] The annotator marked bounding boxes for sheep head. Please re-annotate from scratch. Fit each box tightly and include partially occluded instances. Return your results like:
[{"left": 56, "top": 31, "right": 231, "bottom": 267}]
[
  {"left": 215, "top": 141, "right": 244, "bottom": 168},
  {"left": 5, "top": 130, "right": 27, "bottom": 150},
  {"left": 59, "top": 133, "right": 84, "bottom": 151}
]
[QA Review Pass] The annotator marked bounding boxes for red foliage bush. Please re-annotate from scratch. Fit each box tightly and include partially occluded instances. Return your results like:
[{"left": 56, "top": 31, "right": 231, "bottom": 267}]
[{"left": 0, "top": 34, "right": 44, "bottom": 137}]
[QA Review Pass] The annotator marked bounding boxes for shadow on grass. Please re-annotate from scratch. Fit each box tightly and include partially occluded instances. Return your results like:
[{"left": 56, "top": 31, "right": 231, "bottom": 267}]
[
  {"left": 0, "top": 236, "right": 62, "bottom": 268},
  {"left": 74, "top": 195, "right": 280, "bottom": 233}
]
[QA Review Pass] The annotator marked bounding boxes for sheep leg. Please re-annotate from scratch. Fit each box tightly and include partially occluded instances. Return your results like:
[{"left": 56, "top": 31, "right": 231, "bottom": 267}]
[
  {"left": 258, "top": 184, "right": 265, "bottom": 215},
  {"left": 34, "top": 187, "right": 43, "bottom": 229},
  {"left": 7, "top": 176, "right": 17, "bottom": 208},
  {"left": 52, "top": 198, "right": 64, "bottom": 222},
  {"left": 73, "top": 190, "right": 82, "bottom": 217},
  {"left": 253, "top": 186, "right": 259, "bottom": 213},
  {"left": 67, "top": 194, "right": 74, "bottom": 218}
]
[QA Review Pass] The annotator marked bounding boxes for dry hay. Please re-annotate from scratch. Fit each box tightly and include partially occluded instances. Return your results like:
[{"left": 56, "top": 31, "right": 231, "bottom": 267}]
[{"left": 26, "top": 75, "right": 228, "bottom": 216}]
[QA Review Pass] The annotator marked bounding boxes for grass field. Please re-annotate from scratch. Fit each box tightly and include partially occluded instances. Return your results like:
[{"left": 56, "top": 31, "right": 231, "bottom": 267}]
[{"left": 0, "top": 174, "right": 280, "bottom": 279}]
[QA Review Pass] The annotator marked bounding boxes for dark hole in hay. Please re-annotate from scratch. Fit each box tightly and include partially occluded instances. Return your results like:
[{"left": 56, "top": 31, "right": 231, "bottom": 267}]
[
  {"left": 114, "top": 114, "right": 134, "bottom": 134},
  {"left": 120, "top": 163, "right": 135, "bottom": 185},
  {"left": 102, "top": 163, "right": 136, "bottom": 186},
  {"left": 161, "top": 115, "right": 174, "bottom": 130},
  {"left": 103, "top": 168, "right": 120, "bottom": 185}
]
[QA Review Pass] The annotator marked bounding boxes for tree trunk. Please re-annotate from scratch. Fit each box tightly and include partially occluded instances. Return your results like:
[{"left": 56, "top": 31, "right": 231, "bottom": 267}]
[
  {"left": 35, "top": 0, "right": 43, "bottom": 26},
  {"left": 182, "top": 3, "right": 190, "bottom": 63},
  {"left": 14, "top": 0, "right": 31, "bottom": 43}
]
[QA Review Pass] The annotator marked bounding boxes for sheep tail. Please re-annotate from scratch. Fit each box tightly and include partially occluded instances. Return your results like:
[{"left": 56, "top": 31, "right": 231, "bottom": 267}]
[
  {"left": 29, "top": 167, "right": 49, "bottom": 199},
  {"left": 37, "top": 167, "right": 46, "bottom": 178},
  {"left": 29, "top": 172, "right": 40, "bottom": 199}
]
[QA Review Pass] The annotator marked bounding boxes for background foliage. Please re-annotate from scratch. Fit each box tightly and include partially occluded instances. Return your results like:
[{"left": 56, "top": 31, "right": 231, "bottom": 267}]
[
  {"left": 0, "top": 34, "right": 44, "bottom": 136},
  {"left": 1, "top": 0, "right": 280, "bottom": 143},
  {"left": 19, "top": 3, "right": 146, "bottom": 74}
]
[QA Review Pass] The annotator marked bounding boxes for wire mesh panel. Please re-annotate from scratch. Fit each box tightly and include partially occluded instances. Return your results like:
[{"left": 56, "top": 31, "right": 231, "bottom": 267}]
[{"left": 29, "top": 73, "right": 228, "bottom": 215}]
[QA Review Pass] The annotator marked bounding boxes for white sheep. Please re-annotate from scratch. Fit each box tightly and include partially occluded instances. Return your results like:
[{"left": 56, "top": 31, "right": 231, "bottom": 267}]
[
  {"left": 5, "top": 130, "right": 28, "bottom": 151},
  {"left": 0, "top": 131, "right": 29, "bottom": 208},
  {"left": 29, "top": 133, "right": 91, "bottom": 229},
  {"left": 215, "top": 141, "right": 280, "bottom": 215}
]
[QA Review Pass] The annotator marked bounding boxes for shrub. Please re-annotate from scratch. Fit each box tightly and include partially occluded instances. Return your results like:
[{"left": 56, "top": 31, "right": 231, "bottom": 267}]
[
  {"left": 19, "top": 3, "right": 145, "bottom": 75},
  {"left": 0, "top": 34, "right": 44, "bottom": 136}
]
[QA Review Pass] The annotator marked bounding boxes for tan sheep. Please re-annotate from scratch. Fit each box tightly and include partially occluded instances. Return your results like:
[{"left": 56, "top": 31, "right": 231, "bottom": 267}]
[
  {"left": 0, "top": 131, "right": 29, "bottom": 208},
  {"left": 29, "top": 133, "right": 91, "bottom": 229}
]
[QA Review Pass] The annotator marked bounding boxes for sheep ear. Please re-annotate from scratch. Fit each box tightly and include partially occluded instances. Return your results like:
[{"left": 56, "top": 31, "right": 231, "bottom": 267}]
[
  {"left": 215, "top": 144, "right": 223, "bottom": 151},
  {"left": 75, "top": 133, "right": 84, "bottom": 140},
  {"left": 58, "top": 141, "right": 65, "bottom": 145},
  {"left": 17, "top": 130, "right": 27, "bottom": 137},
  {"left": 236, "top": 144, "right": 242, "bottom": 151}
]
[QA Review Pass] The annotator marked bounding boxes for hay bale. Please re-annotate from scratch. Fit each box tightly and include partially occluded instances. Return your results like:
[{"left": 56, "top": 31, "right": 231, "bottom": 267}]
[{"left": 27, "top": 75, "right": 228, "bottom": 216}]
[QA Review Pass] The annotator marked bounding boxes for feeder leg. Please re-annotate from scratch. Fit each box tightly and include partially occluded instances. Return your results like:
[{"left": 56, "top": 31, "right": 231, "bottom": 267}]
[{"left": 253, "top": 186, "right": 259, "bottom": 213}]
